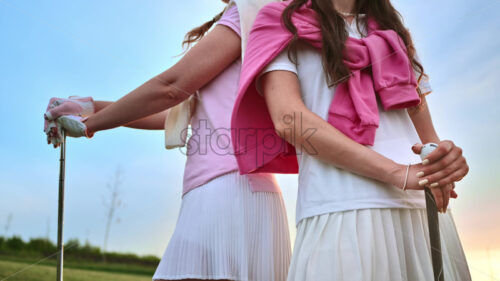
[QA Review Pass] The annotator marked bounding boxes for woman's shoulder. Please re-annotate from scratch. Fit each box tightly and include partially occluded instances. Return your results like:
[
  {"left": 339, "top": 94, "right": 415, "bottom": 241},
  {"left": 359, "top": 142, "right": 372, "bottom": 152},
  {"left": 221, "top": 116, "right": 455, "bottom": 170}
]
[{"left": 255, "top": 0, "right": 291, "bottom": 20}]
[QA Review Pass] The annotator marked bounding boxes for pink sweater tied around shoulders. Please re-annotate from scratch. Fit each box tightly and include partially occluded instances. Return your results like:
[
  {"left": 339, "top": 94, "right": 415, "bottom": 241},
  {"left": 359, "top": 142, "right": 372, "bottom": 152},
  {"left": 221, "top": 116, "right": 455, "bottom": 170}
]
[{"left": 231, "top": 0, "right": 421, "bottom": 174}]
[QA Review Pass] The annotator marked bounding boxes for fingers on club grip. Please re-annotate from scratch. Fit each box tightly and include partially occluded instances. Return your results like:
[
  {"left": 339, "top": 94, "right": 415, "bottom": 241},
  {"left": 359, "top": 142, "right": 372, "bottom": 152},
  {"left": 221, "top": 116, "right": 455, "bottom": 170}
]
[
  {"left": 428, "top": 141, "right": 453, "bottom": 163},
  {"left": 412, "top": 143, "right": 423, "bottom": 154},
  {"left": 431, "top": 187, "right": 443, "bottom": 211}
]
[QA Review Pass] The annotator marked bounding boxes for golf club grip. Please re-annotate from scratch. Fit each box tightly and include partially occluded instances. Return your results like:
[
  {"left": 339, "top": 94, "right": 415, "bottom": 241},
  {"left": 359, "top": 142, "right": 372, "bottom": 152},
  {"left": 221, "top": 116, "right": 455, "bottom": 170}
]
[{"left": 425, "top": 187, "right": 444, "bottom": 281}]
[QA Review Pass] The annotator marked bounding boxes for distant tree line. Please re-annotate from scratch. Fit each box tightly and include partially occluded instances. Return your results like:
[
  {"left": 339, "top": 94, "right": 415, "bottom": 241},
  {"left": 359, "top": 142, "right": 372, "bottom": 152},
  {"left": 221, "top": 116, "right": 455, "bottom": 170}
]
[{"left": 0, "top": 235, "right": 160, "bottom": 267}]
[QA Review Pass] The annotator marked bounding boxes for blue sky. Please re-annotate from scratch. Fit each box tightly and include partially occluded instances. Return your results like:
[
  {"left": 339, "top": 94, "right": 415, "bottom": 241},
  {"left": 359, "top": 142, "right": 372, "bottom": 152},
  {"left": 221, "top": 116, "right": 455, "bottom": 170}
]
[{"left": 1, "top": 0, "right": 499, "bottom": 279}]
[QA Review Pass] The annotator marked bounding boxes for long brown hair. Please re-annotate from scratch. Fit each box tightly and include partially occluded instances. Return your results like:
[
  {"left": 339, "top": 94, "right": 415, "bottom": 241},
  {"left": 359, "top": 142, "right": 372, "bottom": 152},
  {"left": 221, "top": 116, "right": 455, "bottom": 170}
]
[
  {"left": 282, "top": 0, "right": 425, "bottom": 86},
  {"left": 182, "top": 0, "right": 230, "bottom": 50}
]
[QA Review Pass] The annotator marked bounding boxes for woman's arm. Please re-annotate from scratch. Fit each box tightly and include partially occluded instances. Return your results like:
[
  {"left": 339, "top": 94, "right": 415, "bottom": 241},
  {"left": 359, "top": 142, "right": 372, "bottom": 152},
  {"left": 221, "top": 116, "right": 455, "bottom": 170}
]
[
  {"left": 407, "top": 96, "right": 469, "bottom": 211},
  {"left": 407, "top": 96, "right": 439, "bottom": 143},
  {"left": 84, "top": 24, "right": 241, "bottom": 134},
  {"left": 94, "top": 101, "right": 168, "bottom": 130},
  {"left": 262, "top": 70, "right": 467, "bottom": 211},
  {"left": 261, "top": 70, "right": 421, "bottom": 190},
  {"left": 406, "top": 86, "right": 468, "bottom": 188}
]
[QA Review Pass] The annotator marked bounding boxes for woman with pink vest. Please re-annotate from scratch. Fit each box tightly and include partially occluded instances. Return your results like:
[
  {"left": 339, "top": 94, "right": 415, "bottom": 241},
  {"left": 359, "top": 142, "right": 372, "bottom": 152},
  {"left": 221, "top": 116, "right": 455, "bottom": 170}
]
[
  {"left": 232, "top": 0, "right": 470, "bottom": 280},
  {"left": 43, "top": 1, "right": 291, "bottom": 280}
]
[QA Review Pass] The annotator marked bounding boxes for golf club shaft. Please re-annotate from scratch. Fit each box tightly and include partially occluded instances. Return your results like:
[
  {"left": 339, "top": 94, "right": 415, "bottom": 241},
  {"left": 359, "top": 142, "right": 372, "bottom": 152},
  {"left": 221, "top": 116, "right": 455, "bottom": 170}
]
[
  {"left": 425, "top": 187, "right": 444, "bottom": 281},
  {"left": 56, "top": 131, "right": 66, "bottom": 281}
]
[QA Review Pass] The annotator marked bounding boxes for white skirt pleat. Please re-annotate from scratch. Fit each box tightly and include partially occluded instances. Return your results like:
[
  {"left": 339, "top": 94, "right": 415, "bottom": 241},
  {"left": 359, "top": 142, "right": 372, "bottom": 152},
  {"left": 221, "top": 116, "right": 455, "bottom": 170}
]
[
  {"left": 287, "top": 208, "right": 471, "bottom": 281},
  {"left": 153, "top": 172, "right": 291, "bottom": 281}
]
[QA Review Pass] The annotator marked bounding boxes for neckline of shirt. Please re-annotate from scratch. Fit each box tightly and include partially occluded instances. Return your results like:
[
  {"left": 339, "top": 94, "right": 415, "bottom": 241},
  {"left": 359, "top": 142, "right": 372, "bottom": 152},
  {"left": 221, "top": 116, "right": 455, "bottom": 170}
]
[{"left": 343, "top": 15, "right": 367, "bottom": 38}]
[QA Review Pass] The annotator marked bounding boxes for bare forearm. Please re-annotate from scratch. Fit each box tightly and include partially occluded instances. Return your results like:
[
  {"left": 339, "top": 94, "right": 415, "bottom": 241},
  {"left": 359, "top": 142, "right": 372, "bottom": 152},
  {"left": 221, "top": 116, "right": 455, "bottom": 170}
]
[
  {"left": 94, "top": 101, "right": 167, "bottom": 130},
  {"left": 279, "top": 109, "right": 403, "bottom": 187},
  {"left": 85, "top": 75, "right": 187, "bottom": 134},
  {"left": 407, "top": 95, "right": 440, "bottom": 143}
]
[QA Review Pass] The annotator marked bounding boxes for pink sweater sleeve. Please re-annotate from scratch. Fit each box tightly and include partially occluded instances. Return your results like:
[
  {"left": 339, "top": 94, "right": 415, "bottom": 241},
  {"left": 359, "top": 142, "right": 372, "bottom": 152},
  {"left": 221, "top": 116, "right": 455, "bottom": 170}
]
[{"left": 366, "top": 30, "right": 420, "bottom": 111}]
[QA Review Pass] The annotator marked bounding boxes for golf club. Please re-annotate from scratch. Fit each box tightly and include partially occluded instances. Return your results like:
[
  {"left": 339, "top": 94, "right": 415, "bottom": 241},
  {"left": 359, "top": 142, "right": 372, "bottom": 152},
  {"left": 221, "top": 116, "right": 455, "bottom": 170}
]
[
  {"left": 420, "top": 143, "right": 444, "bottom": 281},
  {"left": 425, "top": 187, "right": 444, "bottom": 281},
  {"left": 56, "top": 130, "right": 66, "bottom": 281}
]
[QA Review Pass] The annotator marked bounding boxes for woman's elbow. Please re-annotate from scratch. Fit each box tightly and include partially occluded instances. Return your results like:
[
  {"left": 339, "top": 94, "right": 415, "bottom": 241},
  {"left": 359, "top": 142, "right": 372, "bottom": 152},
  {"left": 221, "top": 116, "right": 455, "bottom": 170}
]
[
  {"left": 165, "top": 85, "right": 189, "bottom": 104},
  {"left": 271, "top": 110, "right": 297, "bottom": 143},
  {"left": 156, "top": 77, "right": 191, "bottom": 106}
]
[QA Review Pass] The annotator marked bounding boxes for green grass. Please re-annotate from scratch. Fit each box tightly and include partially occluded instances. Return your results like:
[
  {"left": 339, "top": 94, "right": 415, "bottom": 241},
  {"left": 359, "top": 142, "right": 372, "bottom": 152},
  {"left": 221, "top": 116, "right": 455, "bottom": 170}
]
[
  {"left": 0, "top": 255, "right": 156, "bottom": 276},
  {"left": 0, "top": 260, "right": 153, "bottom": 281}
]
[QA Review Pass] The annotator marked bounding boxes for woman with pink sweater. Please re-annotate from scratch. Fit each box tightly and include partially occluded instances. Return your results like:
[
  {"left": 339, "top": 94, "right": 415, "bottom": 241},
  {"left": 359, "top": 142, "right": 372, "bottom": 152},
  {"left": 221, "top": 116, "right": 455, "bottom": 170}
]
[{"left": 232, "top": 0, "right": 471, "bottom": 280}]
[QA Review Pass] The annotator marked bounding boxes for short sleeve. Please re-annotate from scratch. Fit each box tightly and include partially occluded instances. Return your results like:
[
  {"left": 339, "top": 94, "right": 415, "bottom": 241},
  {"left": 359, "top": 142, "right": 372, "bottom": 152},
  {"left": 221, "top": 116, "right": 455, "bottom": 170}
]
[
  {"left": 216, "top": 4, "right": 241, "bottom": 37},
  {"left": 256, "top": 49, "right": 298, "bottom": 95},
  {"left": 416, "top": 72, "right": 432, "bottom": 96},
  {"left": 414, "top": 54, "right": 432, "bottom": 96}
]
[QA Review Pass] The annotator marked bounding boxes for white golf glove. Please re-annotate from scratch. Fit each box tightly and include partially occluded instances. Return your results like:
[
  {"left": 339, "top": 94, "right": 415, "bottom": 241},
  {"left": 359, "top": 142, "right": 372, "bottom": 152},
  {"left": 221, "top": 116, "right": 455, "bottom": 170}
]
[{"left": 56, "top": 115, "right": 90, "bottom": 138}]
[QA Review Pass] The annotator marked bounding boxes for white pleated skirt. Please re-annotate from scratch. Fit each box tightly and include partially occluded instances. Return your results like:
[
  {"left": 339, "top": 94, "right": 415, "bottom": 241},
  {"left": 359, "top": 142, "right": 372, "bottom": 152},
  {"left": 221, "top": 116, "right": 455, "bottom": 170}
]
[
  {"left": 287, "top": 208, "right": 471, "bottom": 281},
  {"left": 153, "top": 172, "right": 291, "bottom": 281}
]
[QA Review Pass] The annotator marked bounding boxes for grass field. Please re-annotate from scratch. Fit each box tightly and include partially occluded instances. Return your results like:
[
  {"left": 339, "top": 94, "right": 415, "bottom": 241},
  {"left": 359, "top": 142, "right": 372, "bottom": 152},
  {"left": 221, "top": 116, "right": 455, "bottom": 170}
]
[{"left": 0, "top": 260, "right": 153, "bottom": 281}]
